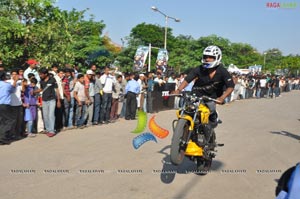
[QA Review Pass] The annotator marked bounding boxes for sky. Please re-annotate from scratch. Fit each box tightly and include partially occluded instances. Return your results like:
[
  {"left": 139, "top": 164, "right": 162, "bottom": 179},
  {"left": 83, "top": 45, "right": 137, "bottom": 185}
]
[{"left": 55, "top": 0, "right": 300, "bottom": 56}]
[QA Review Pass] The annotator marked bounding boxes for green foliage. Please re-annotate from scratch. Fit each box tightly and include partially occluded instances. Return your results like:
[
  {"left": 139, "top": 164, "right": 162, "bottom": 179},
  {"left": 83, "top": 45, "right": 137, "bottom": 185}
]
[
  {"left": 278, "top": 55, "right": 300, "bottom": 75},
  {"left": 118, "top": 23, "right": 300, "bottom": 75},
  {"left": 169, "top": 35, "right": 200, "bottom": 73},
  {"left": 0, "top": 3, "right": 299, "bottom": 75},
  {"left": 130, "top": 22, "right": 175, "bottom": 48},
  {"left": 0, "top": 0, "right": 108, "bottom": 70}
]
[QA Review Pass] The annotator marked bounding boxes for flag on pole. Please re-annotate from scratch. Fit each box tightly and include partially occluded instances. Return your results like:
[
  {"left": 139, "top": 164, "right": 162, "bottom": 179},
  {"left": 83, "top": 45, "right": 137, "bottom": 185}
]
[
  {"left": 156, "top": 49, "right": 169, "bottom": 75},
  {"left": 133, "top": 46, "right": 149, "bottom": 72}
]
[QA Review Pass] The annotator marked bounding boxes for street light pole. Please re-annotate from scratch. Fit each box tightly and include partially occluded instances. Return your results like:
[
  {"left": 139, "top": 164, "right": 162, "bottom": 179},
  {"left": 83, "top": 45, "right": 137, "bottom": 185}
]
[
  {"left": 151, "top": 6, "right": 180, "bottom": 50},
  {"left": 263, "top": 52, "right": 267, "bottom": 72},
  {"left": 164, "top": 16, "right": 168, "bottom": 50},
  {"left": 263, "top": 51, "right": 278, "bottom": 73}
]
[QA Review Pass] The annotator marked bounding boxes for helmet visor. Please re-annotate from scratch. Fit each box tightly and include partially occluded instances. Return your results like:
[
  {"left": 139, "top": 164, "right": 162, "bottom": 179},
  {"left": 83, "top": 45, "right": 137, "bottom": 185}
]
[{"left": 203, "top": 55, "right": 216, "bottom": 61}]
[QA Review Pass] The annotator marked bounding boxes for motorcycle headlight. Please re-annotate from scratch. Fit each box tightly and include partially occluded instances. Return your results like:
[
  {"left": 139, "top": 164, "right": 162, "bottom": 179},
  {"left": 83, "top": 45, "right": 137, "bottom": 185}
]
[
  {"left": 185, "top": 103, "right": 196, "bottom": 111},
  {"left": 187, "top": 104, "right": 196, "bottom": 110}
]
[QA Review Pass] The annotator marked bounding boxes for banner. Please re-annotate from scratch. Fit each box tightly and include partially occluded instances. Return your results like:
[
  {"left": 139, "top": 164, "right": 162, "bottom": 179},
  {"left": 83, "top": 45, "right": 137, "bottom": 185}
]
[
  {"left": 133, "top": 46, "right": 149, "bottom": 72},
  {"left": 248, "top": 65, "right": 262, "bottom": 74},
  {"left": 156, "top": 49, "right": 169, "bottom": 75}
]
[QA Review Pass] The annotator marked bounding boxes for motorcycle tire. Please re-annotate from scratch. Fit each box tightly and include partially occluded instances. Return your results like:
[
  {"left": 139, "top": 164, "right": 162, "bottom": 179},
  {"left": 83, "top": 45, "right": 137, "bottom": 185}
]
[
  {"left": 196, "top": 157, "right": 212, "bottom": 175},
  {"left": 170, "top": 119, "right": 190, "bottom": 165},
  {"left": 209, "top": 130, "right": 216, "bottom": 151}
]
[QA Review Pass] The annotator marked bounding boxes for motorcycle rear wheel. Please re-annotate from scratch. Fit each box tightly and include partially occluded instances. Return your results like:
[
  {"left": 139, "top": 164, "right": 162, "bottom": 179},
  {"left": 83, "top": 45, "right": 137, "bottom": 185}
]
[{"left": 170, "top": 119, "right": 190, "bottom": 165}]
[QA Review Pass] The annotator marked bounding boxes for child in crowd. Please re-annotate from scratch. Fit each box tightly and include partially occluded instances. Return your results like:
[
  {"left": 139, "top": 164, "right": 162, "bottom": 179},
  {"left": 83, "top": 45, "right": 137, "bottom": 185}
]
[
  {"left": 37, "top": 94, "right": 44, "bottom": 133},
  {"left": 23, "top": 78, "right": 38, "bottom": 137}
]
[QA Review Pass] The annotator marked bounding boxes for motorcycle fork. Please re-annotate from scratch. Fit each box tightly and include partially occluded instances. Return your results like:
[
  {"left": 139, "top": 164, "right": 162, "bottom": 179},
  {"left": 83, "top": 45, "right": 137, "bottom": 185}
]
[{"left": 185, "top": 111, "right": 198, "bottom": 143}]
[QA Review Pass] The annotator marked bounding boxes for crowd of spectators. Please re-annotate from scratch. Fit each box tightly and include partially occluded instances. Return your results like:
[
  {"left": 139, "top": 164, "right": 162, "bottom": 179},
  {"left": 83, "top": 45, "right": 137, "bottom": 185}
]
[
  {"left": 226, "top": 73, "right": 300, "bottom": 102},
  {"left": 0, "top": 60, "right": 185, "bottom": 144},
  {"left": 0, "top": 60, "right": 299, "bottom": 145}
]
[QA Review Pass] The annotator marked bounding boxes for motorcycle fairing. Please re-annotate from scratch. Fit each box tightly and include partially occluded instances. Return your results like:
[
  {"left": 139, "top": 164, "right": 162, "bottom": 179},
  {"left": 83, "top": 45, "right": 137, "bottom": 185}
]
[{"left": 185, "top": 141, "right": 203, "bottom": 156}]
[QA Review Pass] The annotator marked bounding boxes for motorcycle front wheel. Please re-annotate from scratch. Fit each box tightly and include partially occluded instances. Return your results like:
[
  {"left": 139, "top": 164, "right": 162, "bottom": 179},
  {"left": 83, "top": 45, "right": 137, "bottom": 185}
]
[
  {"left": 170, "top": 119, "right": 190, "bottom": 165},
  {"left": 196, "top": 157, "right": 212, "bottom": 175}
]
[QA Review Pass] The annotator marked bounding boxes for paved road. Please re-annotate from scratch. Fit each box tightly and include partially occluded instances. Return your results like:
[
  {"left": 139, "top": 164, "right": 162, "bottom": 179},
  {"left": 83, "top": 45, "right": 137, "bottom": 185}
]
[{"left": 1, "top": 91, "right": 300, "bottom": 199}]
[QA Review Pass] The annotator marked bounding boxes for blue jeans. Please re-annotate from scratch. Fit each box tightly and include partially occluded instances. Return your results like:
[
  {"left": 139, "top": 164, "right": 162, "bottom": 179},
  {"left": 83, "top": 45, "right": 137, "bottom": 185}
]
[
  {"left": 120, "top": 99, "right": 126, "bottom": 118},
  {"left": 87, "top": 96, "right": 94, "bottom": 125},
  {"left": 27, "top": 121, "right": 33, "bottom": 133},
  {"left": 68, "top": 97, "right": 75, "bottom": 127},
  {"left": 274, "top": 87, "right": 280, "bottom": 97},
  {"left": 76, "top": 101, "right": 87, "bottom": 127},
  {"left": 100, "top": 93, "right": 112, "bottom": 122},
  {"left": 256, "top": 88, "right": 261, "bottom": 98},
  {"left": 42, "top": 100, "right": 56, "bottom": 133},
  {"left": 267, "top": 87, "right": 273, "bottom": 97},
  {"left": 93, "top": 93, "right": 101, "bottom": 123}
]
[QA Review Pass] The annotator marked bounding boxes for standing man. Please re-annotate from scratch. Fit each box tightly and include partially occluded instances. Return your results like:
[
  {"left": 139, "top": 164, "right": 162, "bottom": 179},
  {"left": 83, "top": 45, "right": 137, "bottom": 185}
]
[
  {"left": 110, "top": 75, "right": 123, "bottom": 121},
  {"left": 93, "top": 72, "right": 103, "bottom": 125},
  {"left": 137, "top": 74, "right": 147, "bottom": 111},
  {"left": 100, "top": 66, "right": 115, "bottom": 124},
  {"left": 7, "top": 69, "right": 24, "bottom": 140},
  {"left": 73, "top": 74, "right": 88, "bottom": 128},
  {"left": 86, "top": 70, "right": 95, "bottom": 126},
  {"left": 119, "top": 73, "right": 130, "bottom": 118},
  {"left": 50, "top": 65, "right": 64, "bottom": 132},
  {"left": 146, "top": 72, "right": 154, "bottom": 113},
  {"left": 125, "top": 73, "right": 140, "bottom": 120},
  {"left": 62, "top": 68, "right": 72, "bottom": 128},
  {"left": 0, "top": 71, "right": 18, "bottom": 145},
  {"left": 37, "top": 68, "right": 61, "bottom": 137},
  {"left": 24, "top": 59, "right": 40, "bottom": 82},
  {"left": 68, "top": 68, "right": 76, "bottom": 127}
]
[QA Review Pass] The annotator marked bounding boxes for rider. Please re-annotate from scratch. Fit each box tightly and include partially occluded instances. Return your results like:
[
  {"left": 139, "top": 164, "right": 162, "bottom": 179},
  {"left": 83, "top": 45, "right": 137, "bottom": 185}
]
[{"left": 173, "top": 45, "right": 234, "bottom": 128}]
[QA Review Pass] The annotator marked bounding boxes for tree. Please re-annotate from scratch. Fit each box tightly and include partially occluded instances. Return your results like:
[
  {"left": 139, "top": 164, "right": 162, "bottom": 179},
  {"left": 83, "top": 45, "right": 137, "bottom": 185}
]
[
  {"left": 262, "top": 49, "right": 282, "bottom": 73},
  {"left": 279, "top": 55, "right": 300, "bottom": 75},
  {"left": 169, "top": 35, "right": 199, "bottom": 73},
  {"left": 130, "top": 22, "right": 175, "bottom": 49},
  {"left": 229, "top": 43, "right": 260, "bottom": 68},
  {"left": 0, "top": 0, "right": 107, "bottom": 69}
]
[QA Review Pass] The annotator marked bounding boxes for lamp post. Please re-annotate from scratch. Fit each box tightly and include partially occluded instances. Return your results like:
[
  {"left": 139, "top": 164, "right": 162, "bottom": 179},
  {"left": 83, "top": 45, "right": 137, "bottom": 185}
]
[
  {"left": 120, "top": 38, "right": 124, "bottom": 47},
  {"left": 263, "top": 52, "right": 267, "bottom": 72},
  {"left": 151, "top": 6, "right": 180, "bottom": 50},
  {"left": 263, "top": 51, "right": 278, "bottom": 72}
]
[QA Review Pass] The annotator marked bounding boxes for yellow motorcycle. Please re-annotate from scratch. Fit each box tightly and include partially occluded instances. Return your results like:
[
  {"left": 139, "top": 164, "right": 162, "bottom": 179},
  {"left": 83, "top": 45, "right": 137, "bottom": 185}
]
[{"left": 170, "top": 93, "right": 223, "bottom": 174}]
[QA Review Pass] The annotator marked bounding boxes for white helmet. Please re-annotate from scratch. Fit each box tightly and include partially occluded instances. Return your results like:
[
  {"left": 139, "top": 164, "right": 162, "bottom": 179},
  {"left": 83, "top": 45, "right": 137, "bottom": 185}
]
[{"left": 201, "top": 45, "right": 222, "bottom": 69}]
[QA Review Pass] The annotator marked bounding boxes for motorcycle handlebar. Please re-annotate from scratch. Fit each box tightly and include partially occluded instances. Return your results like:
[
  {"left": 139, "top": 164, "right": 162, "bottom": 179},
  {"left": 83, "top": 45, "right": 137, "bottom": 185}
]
[{"left": 164, "top": 92, "right": 223, "bottom": 104}]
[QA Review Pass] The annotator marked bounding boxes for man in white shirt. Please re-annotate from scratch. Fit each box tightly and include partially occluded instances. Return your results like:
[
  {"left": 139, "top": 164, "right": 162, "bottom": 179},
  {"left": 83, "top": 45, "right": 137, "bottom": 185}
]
[
  {"left": 99, "top": 66, "right": 115, "bottom": 124},
  {"left": 137, "top": 74, "right": 146, "bottom": 111},
  {"left": 73, "top": 74, "right": 88, "bottom": 128},
  {"left": 260, "top": 76, "right": 267, "bottom": 98},
  {"left": 154, "top": 72, "right": 166, "bottom": 86},
  {"left": 7, "top": 69, "right": 24, "bottom": 139},
  {"left": 50, "top": 65, "right": 64, "bottom": 131},
  {"left": 24, "top": 59, "right": 40, "bottom": 82}
]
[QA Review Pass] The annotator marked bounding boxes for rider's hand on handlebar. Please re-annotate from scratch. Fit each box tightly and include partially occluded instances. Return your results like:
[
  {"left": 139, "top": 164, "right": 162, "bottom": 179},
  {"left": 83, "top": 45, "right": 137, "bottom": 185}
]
[{"left": 216, "top": 97, "right": 225, "bottom": 105}]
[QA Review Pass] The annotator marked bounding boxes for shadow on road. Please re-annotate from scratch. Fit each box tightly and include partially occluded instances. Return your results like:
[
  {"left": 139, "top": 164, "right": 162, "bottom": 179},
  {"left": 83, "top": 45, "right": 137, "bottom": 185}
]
[
  {"left": 158, "top": 145, "right": 223, "bottom": 184},
  {"left": 270, "top": 131, "right": 300, "bottom": 141}
]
